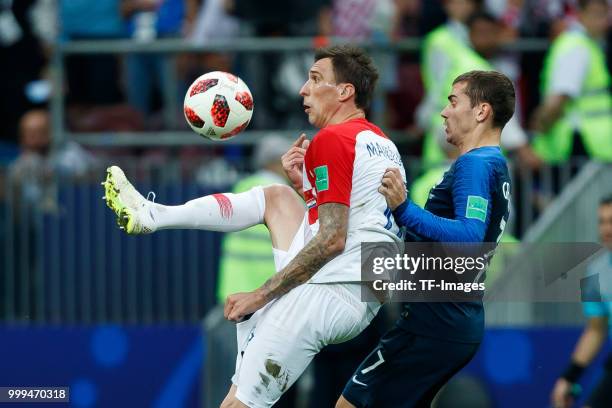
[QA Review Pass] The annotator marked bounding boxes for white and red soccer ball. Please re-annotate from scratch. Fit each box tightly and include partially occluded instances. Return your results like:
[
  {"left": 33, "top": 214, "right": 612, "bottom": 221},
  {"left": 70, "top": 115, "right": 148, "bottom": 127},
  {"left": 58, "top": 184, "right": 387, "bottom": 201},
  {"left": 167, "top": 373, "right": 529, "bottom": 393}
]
[{"left": 183, "top": 71, "right": 254, "bottom": 141}]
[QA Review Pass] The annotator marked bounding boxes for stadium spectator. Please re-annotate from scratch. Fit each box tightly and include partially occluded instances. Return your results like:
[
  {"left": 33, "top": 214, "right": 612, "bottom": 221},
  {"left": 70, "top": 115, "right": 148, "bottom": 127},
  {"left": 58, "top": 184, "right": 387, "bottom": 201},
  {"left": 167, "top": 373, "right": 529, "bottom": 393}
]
[
  {"left": 415, "top": 0, "right": 482, "bottom": 168},
  {"left": 121, "top": 0, "right": 190, "bottom": 128},
  {"left": 190, "top": 0, "right": 239, "bottom": 44},
  {"left": 315, "top": 0, "right": 397, "bottom": 40},
  {"left": 416, "top": 1, "right": 540, "bottom": 169},
  {"left": 224, "top": 0, "right": 330, "bottom": 129},
  {"left": 0, "top": 0, "right": 50, "bottom": 145},
  {"left": 514, "top": 0, "right": 568, "bottom": 121},
  {"left": 467, "top": 11, "right": 543, "bottom": 169},
  {"left": 60, "top": 0, "right": 151, "bottom": 135},
  {"left": 9, "top": 109, "right": 57, "bottom": 213},
  {"left": 485, "top": 0, "right": 523, "bottom": 32},
  {"left": 484, "top": 0, "right": 568, "bottom": 37},
  {"left": 418, "top": 0, "right": 448, "bottom": 35},
  {"left": 319, "top": 0, "right": 400, "bottom": 128},
  {"left": 6, "top": 109, "right": 96, "bottom": 319},
  {"left": 187, "top": 0, "right": 239, "bottom": 75},
  {"left": 484, "top": 0, "right": 559, "bottom": 38},
  {"left": 9, "top": 110, "right": 96, "bottom": 211},
  {"left": 531, "top": 0, "right": 612, "bottom": 163},
  {"left": 5, "top": 109, "right": 54, "bottom": 319},
  {"left": 386, "top": 0, "right": 425, "bottom": 135},
  {"left": 512, "top": 0, "right": 567, "bottom": 37},
  {"left": 550, "top": 195, "right": 612, "bottom": 408},
  {"left": 60, "top": 0, "right": 124, "bottom": 109},
  {"left": 225, "top": 0, "right": 327, "bottom": 37}
]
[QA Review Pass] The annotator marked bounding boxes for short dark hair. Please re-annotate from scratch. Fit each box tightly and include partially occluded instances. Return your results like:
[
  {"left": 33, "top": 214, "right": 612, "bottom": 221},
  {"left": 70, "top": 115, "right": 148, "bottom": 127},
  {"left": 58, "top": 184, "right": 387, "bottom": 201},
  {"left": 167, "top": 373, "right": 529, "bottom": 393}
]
[
  {"left": 601, "top": 195, "right": 612, "bottom": 207},
  {"left": 452, "top": 70, "right": 515, "bottom": 129},
  {"left": 578, "top": 0, "right": 608, "bottom": 10},
  {"left": 314, "top": 45, "right": 379, "bottom": 110}
]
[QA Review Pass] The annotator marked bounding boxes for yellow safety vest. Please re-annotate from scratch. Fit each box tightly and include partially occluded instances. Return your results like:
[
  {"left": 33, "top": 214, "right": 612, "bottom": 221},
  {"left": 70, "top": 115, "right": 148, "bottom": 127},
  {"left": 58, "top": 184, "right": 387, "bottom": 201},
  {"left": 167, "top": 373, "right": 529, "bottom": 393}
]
[
  {"left": 421, "top": 25, "right": 493, "bottom": 168},
  {"left": 533, "top": 30, "right": 612, "bottom": 163}
]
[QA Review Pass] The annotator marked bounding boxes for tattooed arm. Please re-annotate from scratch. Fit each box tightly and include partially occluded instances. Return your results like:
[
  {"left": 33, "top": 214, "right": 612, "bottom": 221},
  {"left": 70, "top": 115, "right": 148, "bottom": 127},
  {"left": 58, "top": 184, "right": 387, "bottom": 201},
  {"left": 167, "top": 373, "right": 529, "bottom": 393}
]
[
  {"left": 224, "top": 202, "right": 349, "bottom": 321},
  {"left": 260, "top": 202, "right": 348, "bottom": 300}
]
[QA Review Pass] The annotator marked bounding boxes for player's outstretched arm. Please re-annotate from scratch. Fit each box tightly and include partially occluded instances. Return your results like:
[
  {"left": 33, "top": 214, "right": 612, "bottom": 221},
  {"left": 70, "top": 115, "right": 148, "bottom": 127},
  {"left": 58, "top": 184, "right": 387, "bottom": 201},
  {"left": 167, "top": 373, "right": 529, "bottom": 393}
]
[
  {"left": 224, "top": 202, "right": 348, "bottom": 321},
  {"left": 380, "top": 155, "right": 491, "bottom": 243},
  {"left": 258, "top": 202, "right": 348, "bottom": 298}
]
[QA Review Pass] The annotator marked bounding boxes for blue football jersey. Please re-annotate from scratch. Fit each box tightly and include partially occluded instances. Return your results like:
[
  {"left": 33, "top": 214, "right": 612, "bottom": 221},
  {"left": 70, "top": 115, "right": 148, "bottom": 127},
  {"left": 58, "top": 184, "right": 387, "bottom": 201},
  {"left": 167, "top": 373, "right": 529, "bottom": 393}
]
[{"left": 393, "top": 146, "right": 511, "bottom": 343}]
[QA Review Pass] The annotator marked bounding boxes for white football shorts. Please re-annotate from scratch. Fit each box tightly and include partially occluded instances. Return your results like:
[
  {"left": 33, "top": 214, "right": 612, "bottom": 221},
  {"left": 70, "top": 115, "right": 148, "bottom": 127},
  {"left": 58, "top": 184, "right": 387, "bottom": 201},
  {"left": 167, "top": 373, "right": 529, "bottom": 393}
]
[{"left": 231, "top": 214, "right": 380, "bottom": 407}]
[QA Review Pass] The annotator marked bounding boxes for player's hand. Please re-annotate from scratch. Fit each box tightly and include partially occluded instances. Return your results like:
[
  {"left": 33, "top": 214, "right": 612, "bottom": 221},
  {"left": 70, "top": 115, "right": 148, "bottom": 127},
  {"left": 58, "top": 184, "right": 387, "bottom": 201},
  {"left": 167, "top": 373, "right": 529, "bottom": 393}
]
[
  {"left": 378, "top": 168, "right": 407, "bottom": 210},
  {"left": 282, "top": 134, "right": 310, "bottom": 193},
  {"left": 224, "top": 291, "right": 268, "bottom": 322},
  {"left": 550, "top": 378, "right": 574, "bottom": 408}
]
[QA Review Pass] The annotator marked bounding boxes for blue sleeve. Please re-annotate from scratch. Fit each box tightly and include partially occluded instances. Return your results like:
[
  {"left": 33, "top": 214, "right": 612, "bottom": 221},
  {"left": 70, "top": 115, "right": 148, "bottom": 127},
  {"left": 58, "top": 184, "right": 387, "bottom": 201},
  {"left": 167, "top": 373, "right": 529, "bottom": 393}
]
[{"left": 392, "top": 154, "right": 491, "bottom": 242}]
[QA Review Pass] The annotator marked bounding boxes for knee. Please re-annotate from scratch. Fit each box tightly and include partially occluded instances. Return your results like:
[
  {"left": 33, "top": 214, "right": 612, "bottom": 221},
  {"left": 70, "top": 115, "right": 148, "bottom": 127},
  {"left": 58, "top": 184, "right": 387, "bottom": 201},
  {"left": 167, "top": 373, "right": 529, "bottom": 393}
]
[
  {"left": 263, "top": 184, "right": 295, "bottom": 207},
  {"left": 263, "top": 184, "right": 302, "bottom": 218}
]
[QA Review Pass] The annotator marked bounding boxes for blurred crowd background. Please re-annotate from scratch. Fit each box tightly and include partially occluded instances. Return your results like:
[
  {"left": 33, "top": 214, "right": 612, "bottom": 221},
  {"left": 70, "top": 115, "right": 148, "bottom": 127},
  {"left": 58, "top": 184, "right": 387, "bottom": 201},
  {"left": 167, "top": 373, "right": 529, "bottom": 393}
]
[
  {"left": 0, "top": 1, "right": 611, "bottom": 407},
  {"left": 1, "top": 0, "right": 610, "bottom": 151},
  {"left": 1, "top": 1, "right": 611, "bottom": 167}
]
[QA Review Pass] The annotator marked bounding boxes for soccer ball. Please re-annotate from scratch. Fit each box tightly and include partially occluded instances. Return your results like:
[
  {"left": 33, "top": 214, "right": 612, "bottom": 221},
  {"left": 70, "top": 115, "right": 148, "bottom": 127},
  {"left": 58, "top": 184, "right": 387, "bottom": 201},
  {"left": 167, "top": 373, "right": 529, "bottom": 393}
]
[{"left": 183, "top": 71, "right": 254, "bottom": 140}]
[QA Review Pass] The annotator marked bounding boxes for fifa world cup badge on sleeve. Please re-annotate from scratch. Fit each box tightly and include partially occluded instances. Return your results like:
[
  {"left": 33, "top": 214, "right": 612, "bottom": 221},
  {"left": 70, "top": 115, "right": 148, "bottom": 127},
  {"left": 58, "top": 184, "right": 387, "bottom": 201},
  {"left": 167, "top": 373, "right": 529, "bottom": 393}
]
[{"left": 314, "top": 165, "right": 329, "bottom": 192}]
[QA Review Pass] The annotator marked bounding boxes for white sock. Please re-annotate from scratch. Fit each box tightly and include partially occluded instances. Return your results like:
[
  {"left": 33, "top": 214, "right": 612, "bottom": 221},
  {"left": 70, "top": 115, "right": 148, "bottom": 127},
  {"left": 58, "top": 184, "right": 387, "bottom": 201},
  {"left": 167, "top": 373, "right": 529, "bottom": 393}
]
[{"left": 149, "top": 186, "right": 266, "bottom": 232}]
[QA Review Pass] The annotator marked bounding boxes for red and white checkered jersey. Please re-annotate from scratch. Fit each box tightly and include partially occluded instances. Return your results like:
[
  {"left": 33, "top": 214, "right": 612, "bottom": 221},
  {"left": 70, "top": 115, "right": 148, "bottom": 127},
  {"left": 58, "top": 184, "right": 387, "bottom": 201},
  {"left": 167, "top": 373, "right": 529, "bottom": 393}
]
[{"left": 303, "top": 118, "right": 406, "bottom": 283}]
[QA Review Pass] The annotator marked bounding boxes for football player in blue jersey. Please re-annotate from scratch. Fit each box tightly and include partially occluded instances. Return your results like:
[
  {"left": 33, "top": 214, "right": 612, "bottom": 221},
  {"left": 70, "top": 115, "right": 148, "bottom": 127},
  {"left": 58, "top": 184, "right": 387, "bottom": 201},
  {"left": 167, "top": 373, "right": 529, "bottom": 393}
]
[{"left": 337, "top": 70, "right": 514, "bottom": 407}]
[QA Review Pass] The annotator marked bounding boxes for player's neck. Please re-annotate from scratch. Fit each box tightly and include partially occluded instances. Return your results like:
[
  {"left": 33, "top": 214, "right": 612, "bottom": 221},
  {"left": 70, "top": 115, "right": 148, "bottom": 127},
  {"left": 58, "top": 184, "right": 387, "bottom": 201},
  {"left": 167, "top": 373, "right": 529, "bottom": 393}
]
[
  {"left": 327, "top": 108, "right": 365, "bottom": 126},
  {"left": 458, "top": 127, "right": 500, "bottom": 154}
]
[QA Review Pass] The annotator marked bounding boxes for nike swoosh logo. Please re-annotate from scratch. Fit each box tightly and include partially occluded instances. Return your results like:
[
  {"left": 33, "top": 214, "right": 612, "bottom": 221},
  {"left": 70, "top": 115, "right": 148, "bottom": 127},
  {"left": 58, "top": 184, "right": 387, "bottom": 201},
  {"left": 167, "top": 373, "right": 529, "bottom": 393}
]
[{"left": 352, "top": 375, "right": 367, "bottom": 387}]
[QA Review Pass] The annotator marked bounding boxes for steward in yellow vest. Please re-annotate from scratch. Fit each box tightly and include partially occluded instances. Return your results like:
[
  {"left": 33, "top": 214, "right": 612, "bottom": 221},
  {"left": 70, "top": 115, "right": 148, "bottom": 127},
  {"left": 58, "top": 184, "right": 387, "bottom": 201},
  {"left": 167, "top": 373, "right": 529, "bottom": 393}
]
[
  {"left": 418, "top": 19, "right": 491, "bottom": 168},
  {"left": 418, "top": 10, "right": 535, "bottom": 169},
  {"left": 531, "top": 0, "right": 612, "bottom": 163}
]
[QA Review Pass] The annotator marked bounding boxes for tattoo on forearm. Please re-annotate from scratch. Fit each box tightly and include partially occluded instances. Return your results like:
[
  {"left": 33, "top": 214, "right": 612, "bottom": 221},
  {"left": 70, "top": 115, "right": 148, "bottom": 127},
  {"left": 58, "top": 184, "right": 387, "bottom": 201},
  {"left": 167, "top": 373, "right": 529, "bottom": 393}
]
[{"left": 260, "top": 203, "right": 349, "bottom": 300}]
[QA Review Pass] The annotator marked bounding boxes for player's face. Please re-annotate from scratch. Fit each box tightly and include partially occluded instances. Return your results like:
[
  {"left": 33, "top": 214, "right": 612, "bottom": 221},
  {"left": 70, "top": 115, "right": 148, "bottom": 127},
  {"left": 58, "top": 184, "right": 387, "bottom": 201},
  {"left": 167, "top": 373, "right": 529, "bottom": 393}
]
[
  {"left": 599, "top": 204, "right": 612, "bottom": 250},
  {"left": 440, "top": 82, "right": 477, "bottom": 146},
  {"left": 444, "top": 0, "right": 477, "bottom": 23},
  {"left": 20, "top": 111, "right": 50, "bottom": 154},
  {"left": 299, "top": 58, "right": 342, "bottom": 128},
  {"left": 469, "top": 19, "right": 500, "bottom": 58},
  {"left": 579, "top": 1, "right": 609, "bottom": 39}
]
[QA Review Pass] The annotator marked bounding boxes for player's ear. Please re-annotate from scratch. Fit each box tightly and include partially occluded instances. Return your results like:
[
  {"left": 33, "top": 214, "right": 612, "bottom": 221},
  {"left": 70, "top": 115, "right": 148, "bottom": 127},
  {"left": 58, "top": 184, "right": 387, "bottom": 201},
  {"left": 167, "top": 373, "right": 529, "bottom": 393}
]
[
  {"left": 338, "top": 83, "right": 355, "bottom": 102},
  {"left": 475, "top": 103, "right": 492, "bottom": 124}
]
